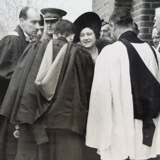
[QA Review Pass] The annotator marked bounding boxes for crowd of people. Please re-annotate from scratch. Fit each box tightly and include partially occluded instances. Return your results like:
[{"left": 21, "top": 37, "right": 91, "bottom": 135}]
[{"left": 0, "top": 5, "right": 160, "bottom": 160}]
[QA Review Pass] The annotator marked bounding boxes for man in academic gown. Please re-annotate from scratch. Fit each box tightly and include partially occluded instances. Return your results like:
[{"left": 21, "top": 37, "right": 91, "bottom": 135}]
[
  {"left": 0, "top": 6, "right": 40, "bottom": 106},
  {"left": 86, "top": 8, "right": 160, "bottom": 160},
  {"left": 33, "top": 42, "right": 94, "bottom": 160},
  {"left": 0, "top": 8, "right": 76, "bottom": 160},
  {"left": 0, "top": 6, "right": 40, "bottom": 160},
  {"left": 0, "top": 8, "right": 67, "bottom": 124}
]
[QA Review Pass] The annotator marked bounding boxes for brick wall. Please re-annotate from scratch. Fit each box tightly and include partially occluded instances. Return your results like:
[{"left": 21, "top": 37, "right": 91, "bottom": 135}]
[
  {"left": 92, "top": 0, "right": 160, "bottom": 42},
  {"left": 132, "top": 0, "right": 160, "bottom": 42},
  {"left": 114, "top": 0, "right": 132, "bottom": 9},
  {"left": 92, "top": 0, "right": 114, "bottom": 21}
]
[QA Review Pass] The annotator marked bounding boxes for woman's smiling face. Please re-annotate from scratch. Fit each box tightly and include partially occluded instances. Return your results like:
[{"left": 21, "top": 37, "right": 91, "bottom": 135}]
[{"left": 79, "top": 27, "right": 96, "bottom": 49}]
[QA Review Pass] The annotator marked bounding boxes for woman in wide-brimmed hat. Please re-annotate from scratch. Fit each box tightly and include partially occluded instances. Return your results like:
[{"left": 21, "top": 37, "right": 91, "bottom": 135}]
[
  {"left": 73, "top": 12, "right": 102, "bottom": 63},
  {"left": 73, "top": 11, "right": 101, "bottom": 160}
]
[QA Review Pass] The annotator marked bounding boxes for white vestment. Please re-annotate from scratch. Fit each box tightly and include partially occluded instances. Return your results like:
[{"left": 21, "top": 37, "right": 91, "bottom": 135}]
[{"left": 86, "top": 41, "right": 160, "bottom": 160}]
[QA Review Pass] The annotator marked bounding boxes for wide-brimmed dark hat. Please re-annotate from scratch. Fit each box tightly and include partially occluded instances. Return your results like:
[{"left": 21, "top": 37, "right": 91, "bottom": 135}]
[
  {"left": 73, "top": 12, "right": 101, "bottom": 42},
  {"left": 41, "top": 8, "right": 67, "bottom": 20}
]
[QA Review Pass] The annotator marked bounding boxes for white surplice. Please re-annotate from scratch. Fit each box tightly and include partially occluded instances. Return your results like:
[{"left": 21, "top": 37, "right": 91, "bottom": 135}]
[{"left": 86, "top": 41, "right": 160, "bottom": 160}]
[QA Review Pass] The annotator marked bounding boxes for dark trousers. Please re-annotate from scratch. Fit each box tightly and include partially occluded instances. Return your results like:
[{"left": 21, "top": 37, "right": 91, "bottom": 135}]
[
  {"left": 15, "top": 124, "right": 38, "bottom": 160},
  {"left": 80, "top": 136, "right": 100, "bottom": 160},
  {"left": 15, "top": 124, "right": 98, "bottom": 160},
  {"left": 38, "top": 129, "right": 83, "bottom": 160},
  {"left": 16, "top": 125, "right": 83, "bottom": 160},
  {"left": 6, "top": 122, "right": 18, "bottom": 160}
]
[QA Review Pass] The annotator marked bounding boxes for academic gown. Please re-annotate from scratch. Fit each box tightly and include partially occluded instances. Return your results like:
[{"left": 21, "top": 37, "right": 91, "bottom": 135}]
[
  {"left": 0, "top": 37, "right": 68, "bottom": 160},
  {"left": 0, "top": 38, "right": 49, "bottom": 160},
  {"left": 16, "top": 37, "right": 68, "bottom": 160},
  {"left": 0, "top": 39, "right": 50, "bottom": 124},
  {"left": 16, "top": 37, "right": 68, "bottom": 124},
  {"left": 0, "top": 37, "right": 68, "bottom": 122},
  {"left": 86, "top": 31, "right": 160, "bottom": 160},
  {"left": 0, "top": 25, "right": 29, "bottom": 106},
  {"left": 0, "top": 25, "right": 29, "bottom": 159},
  {"left": 32, "top": 42, "right": 95, "bottom": 160}
]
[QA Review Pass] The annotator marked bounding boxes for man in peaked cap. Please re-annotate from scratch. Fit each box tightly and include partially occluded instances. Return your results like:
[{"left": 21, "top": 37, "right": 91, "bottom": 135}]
[
  {"left": 41, "top": 8, "right": 67, "bottom": 37},
  {"left": 41, "top": 8, "right": 67, "bottom": 19}
]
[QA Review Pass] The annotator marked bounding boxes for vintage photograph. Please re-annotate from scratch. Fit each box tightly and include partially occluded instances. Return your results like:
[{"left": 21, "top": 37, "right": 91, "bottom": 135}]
[{"left": 0, "top": 0, "right": 160, "bottom": 160}]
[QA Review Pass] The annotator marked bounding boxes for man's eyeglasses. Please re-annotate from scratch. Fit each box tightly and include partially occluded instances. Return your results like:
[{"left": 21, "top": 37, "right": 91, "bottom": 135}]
[{"left": 101, "top": 19, "right": 109, "bottom": 26}]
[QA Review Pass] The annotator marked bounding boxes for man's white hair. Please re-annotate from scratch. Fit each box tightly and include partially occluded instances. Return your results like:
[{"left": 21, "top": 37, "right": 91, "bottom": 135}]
[{"left": 155, "top": 7, "right": 160, "bottom": 17}]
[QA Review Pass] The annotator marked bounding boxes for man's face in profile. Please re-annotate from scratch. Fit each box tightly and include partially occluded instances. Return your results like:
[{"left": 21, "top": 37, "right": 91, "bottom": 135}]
[{"left": 100, "top": 24, "right": 110, "bottom": 39}]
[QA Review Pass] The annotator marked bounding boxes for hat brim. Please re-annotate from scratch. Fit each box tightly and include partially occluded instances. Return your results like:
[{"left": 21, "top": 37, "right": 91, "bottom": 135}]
[
  {"left": 44, "top": 17, "right": 59, "bottom": 21},
  {"left": 41, "top": 8, "right": 67, "bottom": 17}
]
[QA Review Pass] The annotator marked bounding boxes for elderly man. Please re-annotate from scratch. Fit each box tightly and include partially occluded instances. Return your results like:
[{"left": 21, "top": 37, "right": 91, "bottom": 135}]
[
  {"left": 86, "top": 8, "right": 160, "bottom": 160},
  {"left": 152, "top": 27, "right": 160, "bottom": 49},
  {"left": 97, "top": 19, "right": 114, "bottom": 50},
  {"left": 153, "top": 8, "right": 160, "bottom": 53},
  {"left": 0, "top": 6, "right": 40, "bottom": 160},
  {"left": 100, "top": 19, "right": 110, "bottom": 39},
  {"left": 152, "top": 27, "right": 160, "bottom": 52},
  {"left": 154, "top": 7, "right": 160, "bottom": 35}
]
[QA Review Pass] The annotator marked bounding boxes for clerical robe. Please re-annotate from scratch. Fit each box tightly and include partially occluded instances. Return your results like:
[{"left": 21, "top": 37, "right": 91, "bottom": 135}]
[{"left": 86, "top": 31, "right": 160, "bottom": 160}]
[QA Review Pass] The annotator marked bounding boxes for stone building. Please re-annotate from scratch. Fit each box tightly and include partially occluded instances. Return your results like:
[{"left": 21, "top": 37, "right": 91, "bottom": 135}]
[{"left": 92, "top": 0, "right": 160, "bottom": 42}]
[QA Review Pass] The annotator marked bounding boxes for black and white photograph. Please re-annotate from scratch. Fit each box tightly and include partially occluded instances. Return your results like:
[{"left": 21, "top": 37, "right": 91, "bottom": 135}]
[{"left": 0, "top": 0, "right": 160, "bottom": 160}]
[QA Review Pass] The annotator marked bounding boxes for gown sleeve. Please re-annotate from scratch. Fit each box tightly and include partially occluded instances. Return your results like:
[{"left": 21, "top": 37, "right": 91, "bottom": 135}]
[
  {"left": 86, "top": 46, "right": 113, "bottom": 150},
  {"left": 0, "top": 35, "right": 21, "bottom": 105}
]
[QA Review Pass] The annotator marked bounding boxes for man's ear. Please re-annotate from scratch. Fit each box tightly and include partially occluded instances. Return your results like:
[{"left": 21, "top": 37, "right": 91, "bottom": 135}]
[
  {"left": 109, "top": 22, "right": 116, "bottom": 31},
  {"left": 71, "top": 34, "right": 75, "bottom": 41},
  {"left": 111, "top": 22, "right": 117, "bottom": 31},
  {"left": 19, "top": 18, "right": 24, "bottom": 26}
]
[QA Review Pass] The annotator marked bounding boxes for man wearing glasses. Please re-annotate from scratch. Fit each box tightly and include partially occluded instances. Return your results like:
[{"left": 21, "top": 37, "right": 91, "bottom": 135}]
[{"left": 100, "top": 19, "right": 111, "bottom": 39}]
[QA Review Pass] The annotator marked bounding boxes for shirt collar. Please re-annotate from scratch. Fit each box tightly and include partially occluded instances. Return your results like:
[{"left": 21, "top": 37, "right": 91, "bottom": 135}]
[
  {"left": 118, "top": 31, "right": 143, "bottom": 43},
  {"left": 23, "top": 31, "right": 33, "bottom": 42}
]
